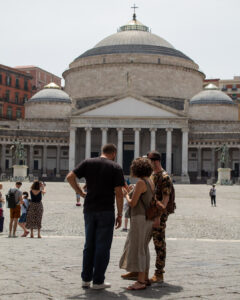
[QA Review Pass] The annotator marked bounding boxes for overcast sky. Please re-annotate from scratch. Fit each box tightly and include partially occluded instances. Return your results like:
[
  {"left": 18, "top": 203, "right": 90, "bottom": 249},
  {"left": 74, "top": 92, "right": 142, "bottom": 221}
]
[{"left": 1, "top": 0, "right": 240, "bottom": 82}]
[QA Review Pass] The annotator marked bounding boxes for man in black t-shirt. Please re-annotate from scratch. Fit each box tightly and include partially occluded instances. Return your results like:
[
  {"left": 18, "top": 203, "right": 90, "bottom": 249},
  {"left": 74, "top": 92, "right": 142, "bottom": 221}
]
[{"left": 67, "top": 143, "right": 124, "bottom": 290}]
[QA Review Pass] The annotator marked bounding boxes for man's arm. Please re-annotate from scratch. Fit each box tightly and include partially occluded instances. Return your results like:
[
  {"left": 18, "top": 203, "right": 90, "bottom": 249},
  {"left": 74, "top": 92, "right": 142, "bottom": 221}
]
[
  {"left": 66, "top": 171, "right": 86, "bottom": 198},
  {"left": 115, "top": 186, "right": 124, "bottom": 229}
]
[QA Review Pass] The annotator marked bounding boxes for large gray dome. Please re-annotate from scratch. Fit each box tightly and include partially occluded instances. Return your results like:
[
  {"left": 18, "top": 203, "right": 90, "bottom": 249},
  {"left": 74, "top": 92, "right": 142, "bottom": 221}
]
[
  {"left": 28, "top": 83, "right": 71, "bottom": 104},
  {"left": 190, "top": 84, "right": 233, "bottom": 105},
  {"left": 75, "top": 17, "right": 192, "bottom": 61}
]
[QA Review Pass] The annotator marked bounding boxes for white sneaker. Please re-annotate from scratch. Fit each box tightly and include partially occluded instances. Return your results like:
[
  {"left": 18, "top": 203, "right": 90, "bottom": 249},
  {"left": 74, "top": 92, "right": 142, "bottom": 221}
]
[
  {"left": 92, "top": 282, "right": 111, "bottom": 290},
  {"left": 82, "top": 281, "right": 91, "bottom": 288}
]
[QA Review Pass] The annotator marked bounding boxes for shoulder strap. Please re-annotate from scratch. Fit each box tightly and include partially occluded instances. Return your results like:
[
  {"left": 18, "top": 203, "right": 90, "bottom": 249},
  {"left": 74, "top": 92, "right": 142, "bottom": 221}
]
[{"left": 142, "top": 178, "right": 155, "bottom": 197}]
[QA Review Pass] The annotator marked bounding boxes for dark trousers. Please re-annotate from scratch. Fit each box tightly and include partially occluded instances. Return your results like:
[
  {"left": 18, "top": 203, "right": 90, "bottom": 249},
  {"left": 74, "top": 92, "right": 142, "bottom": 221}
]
[
  {"left": 82, "top": 211, "right": 115, "bottom": 284},
  {"left": 152, "top": 212, "right": 168, "bottom": 275},
  {"left": 211, "top": 196, "right": 216, "bottom": 206}
]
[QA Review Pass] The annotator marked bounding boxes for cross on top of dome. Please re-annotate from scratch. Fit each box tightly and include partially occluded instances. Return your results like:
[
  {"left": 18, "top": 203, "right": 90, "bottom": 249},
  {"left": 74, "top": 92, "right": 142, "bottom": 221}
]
[
  {"left": 118, "top": 5, "right": 149, "bottom": 32},
  {"left": 131, "top": 4, "right": 138, "bottom": 21}
]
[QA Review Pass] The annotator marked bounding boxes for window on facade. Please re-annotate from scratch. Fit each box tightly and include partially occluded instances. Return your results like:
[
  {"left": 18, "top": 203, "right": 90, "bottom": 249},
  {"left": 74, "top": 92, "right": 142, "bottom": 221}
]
[
  {"left": 16, "top": 77, "right": 20, "bottom": 88},
  {"left": 24, "top": 79, "right": 28, "bottom": 91},
  {"left": 5, "top": 90, "right": 10, "bottom": 101},
  {"left": 63, "top": 150, "right": 68, "bottom": 156},
  {"left": 0, "top": 105, "right": 2, "bottom": 117},
  {"left": 0, "top": 74, "right": 2, "bottom": 84},
  {"left": 222, "top": 85, "right": 227, "bottom": 91},
  {"left": 16, "top": 109, "right": 22, "bottom": 119},
  {"left": 34, "top": 150, "right": 39, "bottom": 155},
  {"left": 232, "top": 84, "right": 237, "bottom": 91},
  {"left": 6, "top": 75, "right": 11, "bottom": 86},
  {"left": 7, "top": 106, "right": 12, "bottom": 119},
  {"left": 158, "top": 58, "right": 161, "bottom": 64},
  {"left": 5, "top": 159, "right": 9, "bottom": 169},
  {"left": 15, "top": 93, "right": 19, "bottom": 103},
  {"left": 23, "top": 94, "right": 28, "bottom": 103}
]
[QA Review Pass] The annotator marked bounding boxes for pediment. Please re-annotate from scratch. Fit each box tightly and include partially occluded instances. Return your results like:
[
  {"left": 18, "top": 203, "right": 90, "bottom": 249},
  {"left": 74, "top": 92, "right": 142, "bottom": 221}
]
[{"left": 72, "top": 95, "right": 185, "bottom": 118}]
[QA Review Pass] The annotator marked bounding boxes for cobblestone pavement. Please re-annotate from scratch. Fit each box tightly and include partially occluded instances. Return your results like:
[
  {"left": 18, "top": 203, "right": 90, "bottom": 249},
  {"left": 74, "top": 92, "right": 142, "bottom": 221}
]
[{"left": 0, "top": 183, "right": 240, "bottom": 299}]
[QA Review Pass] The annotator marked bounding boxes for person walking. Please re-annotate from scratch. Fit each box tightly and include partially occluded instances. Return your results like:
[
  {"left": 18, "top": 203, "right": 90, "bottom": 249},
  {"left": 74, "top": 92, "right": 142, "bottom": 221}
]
[
  {"left": 119, "top": 158, "right": 154, "bottom": 290},
  {"left": 26, "top": 181, "right": 44, "bottom": 238},
  {"left": 7, "top": 182, "right": 22, "bottom": 238},
  {"left": 67, "top": 143, "right": 125, "bottom": 290},
  {"left": 209, "top": 184, "right": 216, "bottom": 207}
]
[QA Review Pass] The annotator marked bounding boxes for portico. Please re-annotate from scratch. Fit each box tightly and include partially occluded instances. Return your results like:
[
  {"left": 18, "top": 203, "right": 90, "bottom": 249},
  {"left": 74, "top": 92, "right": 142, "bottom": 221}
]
[{"left": 68, "top": 95, "right": 190, "bottom": 181}]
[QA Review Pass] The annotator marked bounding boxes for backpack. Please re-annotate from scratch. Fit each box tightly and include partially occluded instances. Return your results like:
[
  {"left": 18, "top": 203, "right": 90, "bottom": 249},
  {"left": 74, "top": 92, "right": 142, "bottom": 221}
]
[{"left": 6, "top": 190, "right": 17, "bottom": 209}]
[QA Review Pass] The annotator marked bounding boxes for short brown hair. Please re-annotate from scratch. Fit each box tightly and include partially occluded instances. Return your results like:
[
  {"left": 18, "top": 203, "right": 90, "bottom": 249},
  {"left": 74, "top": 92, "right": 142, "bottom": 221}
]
[
  {"left": 102, "top": 143, "right": 117, "bottom": 155},
  {"left": 130, "top": 157, "right": 153, "bottom": 178},
  {"left": 31, "top": 181, "right": 40, "bottom": 190},
  {"left": 16, "top": 181, "right": 22, "bottom": 186},
  {"left": 147, "top": 151, "right": 161, "bottom": 161}
]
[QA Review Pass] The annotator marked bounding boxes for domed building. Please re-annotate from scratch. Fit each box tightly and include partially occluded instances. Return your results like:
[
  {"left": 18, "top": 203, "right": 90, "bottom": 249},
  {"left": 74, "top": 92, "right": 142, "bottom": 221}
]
[
  {"left": 0, "top": 14, "right": 239, "bottom": 183},
  {"left": 25, "top": 83, "right": 72, "bottom": 119}
]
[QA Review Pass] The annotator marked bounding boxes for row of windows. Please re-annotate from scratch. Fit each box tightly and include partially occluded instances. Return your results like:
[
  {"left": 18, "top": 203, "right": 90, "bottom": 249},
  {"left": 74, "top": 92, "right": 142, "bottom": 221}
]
[
  {"left": 222, "top": 84, "right": 239, "bottom": 91},
  {"left": 0, "top": 104, "right": 22, "bottom": 119},
  {"left": 0, "top": 73, "right": 29, "bottom": 91},
  {"left": 1, "top": 90, "right": 28, "bottom": 103}
]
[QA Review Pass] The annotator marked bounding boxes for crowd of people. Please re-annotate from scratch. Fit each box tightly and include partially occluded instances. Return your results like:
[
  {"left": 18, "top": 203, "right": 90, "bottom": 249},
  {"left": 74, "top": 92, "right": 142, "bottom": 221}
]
[
  {"left": 67, "top": 143, "right": 174, "bottom": 291},
  {"left": 0, "top": 180, "right": 46, "bottom": 238}
]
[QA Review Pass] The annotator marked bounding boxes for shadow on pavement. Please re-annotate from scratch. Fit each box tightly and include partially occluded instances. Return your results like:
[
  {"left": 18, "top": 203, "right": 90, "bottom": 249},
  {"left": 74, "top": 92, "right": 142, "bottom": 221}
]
[
  {"left": 123, "top": 282, "right": 183, "bottom": 298},
  {"left": 67, "top": 283, "right": 183, "bottom": 299}
]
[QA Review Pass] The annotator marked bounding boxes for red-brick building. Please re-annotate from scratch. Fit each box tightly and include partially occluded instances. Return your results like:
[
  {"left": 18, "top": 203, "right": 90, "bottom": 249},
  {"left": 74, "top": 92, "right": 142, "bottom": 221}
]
[
  {"left": 0, "top": 64, "right": 32, "bottom": 120},
  {"left": 15, "top": 66, "right": 61, "bottom": 95}
]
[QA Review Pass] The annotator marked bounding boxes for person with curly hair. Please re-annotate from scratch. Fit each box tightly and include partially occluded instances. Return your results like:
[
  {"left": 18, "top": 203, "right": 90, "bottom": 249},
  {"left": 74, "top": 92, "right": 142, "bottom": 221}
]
[{"left": 119, "top": 157, "right": 154, "bottom": 290}]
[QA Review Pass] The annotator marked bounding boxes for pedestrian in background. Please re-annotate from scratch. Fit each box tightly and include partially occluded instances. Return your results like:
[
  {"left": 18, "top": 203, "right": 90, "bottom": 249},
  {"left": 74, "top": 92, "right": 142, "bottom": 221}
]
[
  {"left": 209, "top": 184, "right": 216, "bottom": 207},
  {"left": 26, "top": 181, "right": 44, "bottom": 238},
  {"left": 18, "top": 191, "right": 30, "bottom": 237}
]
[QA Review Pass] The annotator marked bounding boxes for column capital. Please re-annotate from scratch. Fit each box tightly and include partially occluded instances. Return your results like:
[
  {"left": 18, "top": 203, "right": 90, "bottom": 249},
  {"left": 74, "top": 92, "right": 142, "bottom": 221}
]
[
  {"left": 117, "top": 127, "right": 124, "bottom": 132},
  {"left": 166, "top": 128, "right": 173, "bottom": 132},
  {"left": 101, "top": 127, "right": 108, "bottom": 131},
  {"left": 85, "top": 127, "right": 92, "bottom": 131},
  {"left": 149, "top": 128, "right": 157, "bottom": 132},
  {"left": 133, "top": 128, "right": 141, "bottom": 132},
  {"left": 181, "top": 128, "right": 189, "bottom": 133}
]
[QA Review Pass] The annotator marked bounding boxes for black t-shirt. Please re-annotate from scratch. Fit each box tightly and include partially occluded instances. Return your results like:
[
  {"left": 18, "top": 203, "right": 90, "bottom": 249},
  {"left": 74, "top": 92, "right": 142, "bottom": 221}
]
[{"left": 73, "top": 157, "right": 125, "bottom": 213}]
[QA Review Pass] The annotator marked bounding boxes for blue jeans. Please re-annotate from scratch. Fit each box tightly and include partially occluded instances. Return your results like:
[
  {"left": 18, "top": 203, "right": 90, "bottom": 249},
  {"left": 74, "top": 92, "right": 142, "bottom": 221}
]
[{"left": 82, "top": 211, "right": 115, "bottom": 284}]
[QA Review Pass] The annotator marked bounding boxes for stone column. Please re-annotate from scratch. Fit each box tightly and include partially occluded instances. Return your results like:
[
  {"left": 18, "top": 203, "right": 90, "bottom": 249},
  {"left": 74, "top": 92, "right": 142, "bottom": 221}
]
[
  {"left": 29, "top": 145, "right": 34, "bottom": 176},
  {"left": 85, "top": 127, "right": 92, "bottom": 159},
  {"left": 56, "top": 145, "right": 61, "bottom": 178},
  {"left": 211, "top": 148, "right": 216, "bottom": 181},
  {"left": 181, "top": 128, "right": 190, "bottom": 183},
  {"left": 42, "top": 145, "right": 47, "bottom": 177},
  {"left": 166, "top": 128, "right": 173, "bottom": 174},
  {"left": 117, "top": 128, "right": 124, "bottom": 166},
  {"left": 197, "top": 147, "right": 202, "bottom": 181},
  {"left": 69, "top": 127, "right": 76, "bottom": 171},
  {"left": 150, "top": 128, "right": 157, "bottom": 150},
  {"left": 238, "top": 147, "right": 240, "bottom": 183},
  {"left": 134, "top": 128, "right": 141, "bottom": 158},
  {"left": 101, "top": 128, "right": 108, "bottom": 148},
  {"left": 0, "top": 144, "right": 6, "bottom": 177}
]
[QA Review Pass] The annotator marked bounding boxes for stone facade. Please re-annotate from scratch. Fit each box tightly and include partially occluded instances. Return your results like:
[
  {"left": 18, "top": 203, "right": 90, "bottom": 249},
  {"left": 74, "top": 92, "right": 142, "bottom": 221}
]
[{"left": 0, "top": 17, "right": 240, "bottom": 183}]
